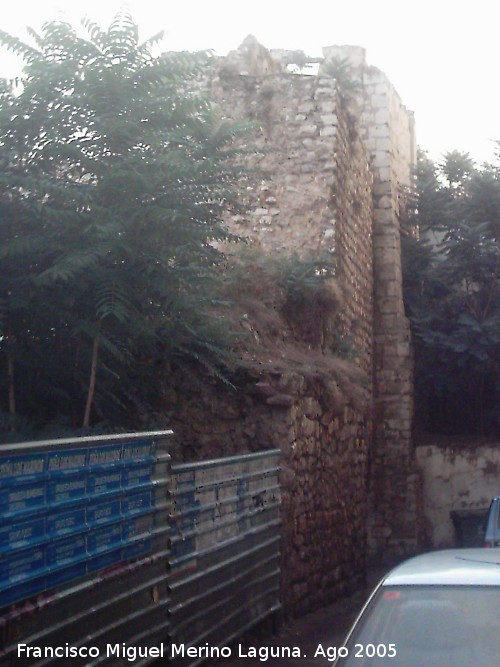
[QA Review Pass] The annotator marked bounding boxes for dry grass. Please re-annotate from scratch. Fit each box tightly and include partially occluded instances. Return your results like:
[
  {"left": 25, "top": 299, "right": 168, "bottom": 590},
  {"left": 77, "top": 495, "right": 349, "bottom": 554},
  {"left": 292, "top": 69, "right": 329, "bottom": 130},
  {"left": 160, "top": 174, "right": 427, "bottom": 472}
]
[{"left": 216, "top": 245, "right": 369, "bottom": 409}]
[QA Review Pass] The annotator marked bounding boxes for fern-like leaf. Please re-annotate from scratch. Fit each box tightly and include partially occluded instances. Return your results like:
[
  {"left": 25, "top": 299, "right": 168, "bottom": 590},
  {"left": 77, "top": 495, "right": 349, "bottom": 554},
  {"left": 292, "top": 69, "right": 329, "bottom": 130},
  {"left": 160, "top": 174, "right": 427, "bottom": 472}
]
[{"left": 96, "top": 279, "right": 132, "bottom": 324}]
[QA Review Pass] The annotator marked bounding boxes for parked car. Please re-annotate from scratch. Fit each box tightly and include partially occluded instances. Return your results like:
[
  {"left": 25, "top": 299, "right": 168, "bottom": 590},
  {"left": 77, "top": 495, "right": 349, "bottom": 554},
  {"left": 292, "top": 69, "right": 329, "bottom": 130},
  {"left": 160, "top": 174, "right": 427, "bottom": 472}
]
[
  {"left": 334, "top": 549, "right": 500, "bottom": 666},
  {"left": 484, "top": 495, "right": 500, "bottom": 547}
]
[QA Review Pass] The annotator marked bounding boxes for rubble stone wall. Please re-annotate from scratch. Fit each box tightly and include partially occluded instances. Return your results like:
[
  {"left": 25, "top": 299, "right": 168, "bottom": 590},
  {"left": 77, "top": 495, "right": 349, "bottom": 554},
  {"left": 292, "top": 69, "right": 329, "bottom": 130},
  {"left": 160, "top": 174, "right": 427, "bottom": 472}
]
[
  {"left": 168, "top": 371, "right": 370, "bottom": 617},
  {"left": 169, "top": 40, "right": 419, "bottom": 614},
  {"left": 211, "top": 42, "right": 419, "bottom": 562},
  {"left": 207, "top": 65, "right": 374, "bottom": 373}
]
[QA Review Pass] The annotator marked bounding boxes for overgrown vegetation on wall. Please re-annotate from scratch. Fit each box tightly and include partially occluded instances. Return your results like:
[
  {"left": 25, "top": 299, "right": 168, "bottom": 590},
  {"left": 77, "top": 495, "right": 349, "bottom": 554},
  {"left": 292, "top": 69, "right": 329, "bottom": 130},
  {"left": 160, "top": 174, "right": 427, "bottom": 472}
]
[
  {"left": 0, "top": 12, "right": 366, "bottom": 442},
  {"left": 161, "top": 244, "right": 371, "bottom": 616},
  {"left": 216, "top": 247, "right": 367, "bottom": 401},
  {"left": 0, "top": 11, "right": 253, "bottom": 440},
  {"left": 403, "top": 149, "right": 500, "bottom": 436},
  {"left": 221, "top": 248, "right": 340, "bottom": 346},
  {"left": 161, "top": 244, "right": 367, "bottom": 414}
]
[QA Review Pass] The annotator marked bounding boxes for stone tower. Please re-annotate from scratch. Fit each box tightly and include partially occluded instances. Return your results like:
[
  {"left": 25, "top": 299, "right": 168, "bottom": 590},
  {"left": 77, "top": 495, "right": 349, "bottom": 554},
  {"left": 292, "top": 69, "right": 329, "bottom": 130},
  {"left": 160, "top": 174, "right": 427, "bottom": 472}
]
[{"left": 205, "top": 38, "right": 419, "bottom": 562}]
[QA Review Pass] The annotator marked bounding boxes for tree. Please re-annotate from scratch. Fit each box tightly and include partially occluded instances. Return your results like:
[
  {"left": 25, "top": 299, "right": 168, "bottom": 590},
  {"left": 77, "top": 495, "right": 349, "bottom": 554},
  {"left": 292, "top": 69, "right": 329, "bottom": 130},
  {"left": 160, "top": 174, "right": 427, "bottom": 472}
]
[
  {"left": 0, "top": 11, "right": 251, "bottom": 436},
  {"left": 403, "top": 150, "right": 500, "bottom": 435}
]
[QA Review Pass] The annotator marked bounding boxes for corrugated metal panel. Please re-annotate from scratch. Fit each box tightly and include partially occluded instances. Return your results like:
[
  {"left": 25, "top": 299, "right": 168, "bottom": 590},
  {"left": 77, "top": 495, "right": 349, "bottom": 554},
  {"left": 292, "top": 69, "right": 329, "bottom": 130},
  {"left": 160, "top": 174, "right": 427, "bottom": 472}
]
[
  {"left": 168, "top": 450, "right": 281, "bottom": 666},
  {"left": 0, "top": 431, "right": 172, "bottom": 667}
]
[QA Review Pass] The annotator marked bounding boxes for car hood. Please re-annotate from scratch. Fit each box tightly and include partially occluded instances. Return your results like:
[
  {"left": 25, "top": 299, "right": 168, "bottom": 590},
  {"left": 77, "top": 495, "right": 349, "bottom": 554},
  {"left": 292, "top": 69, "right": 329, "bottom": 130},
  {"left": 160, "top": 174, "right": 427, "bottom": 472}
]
[{"left": 384, "top": 548, "right": 500, "bottom": 587}]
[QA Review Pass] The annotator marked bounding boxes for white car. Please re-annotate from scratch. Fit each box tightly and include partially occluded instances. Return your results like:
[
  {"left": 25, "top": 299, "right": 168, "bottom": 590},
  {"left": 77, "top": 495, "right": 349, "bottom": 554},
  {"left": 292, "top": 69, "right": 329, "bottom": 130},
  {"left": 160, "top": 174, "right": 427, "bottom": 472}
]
[{"left": 334, "top": 549, "right": 500, "bottom": 666}]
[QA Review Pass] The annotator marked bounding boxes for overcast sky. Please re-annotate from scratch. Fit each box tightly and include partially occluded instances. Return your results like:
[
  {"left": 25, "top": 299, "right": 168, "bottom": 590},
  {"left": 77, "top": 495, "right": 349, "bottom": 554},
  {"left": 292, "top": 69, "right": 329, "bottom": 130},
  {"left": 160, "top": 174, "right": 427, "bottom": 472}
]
[{"left": 2, "top": 0, "right": 499, "bottom": 166}]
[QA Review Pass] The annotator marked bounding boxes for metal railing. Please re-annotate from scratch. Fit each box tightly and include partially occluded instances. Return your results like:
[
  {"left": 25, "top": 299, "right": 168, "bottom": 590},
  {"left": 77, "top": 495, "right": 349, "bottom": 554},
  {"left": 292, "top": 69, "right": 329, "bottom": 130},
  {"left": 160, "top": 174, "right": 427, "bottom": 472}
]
[
  {"left": 169, "top": 450, "right": 281, "bottom": 667},
  {"left": 0, "top": 437, "right": 281, "bottom": 667},
  {"left": 0, "top": 431, "right": 171, "bottom": 667}
]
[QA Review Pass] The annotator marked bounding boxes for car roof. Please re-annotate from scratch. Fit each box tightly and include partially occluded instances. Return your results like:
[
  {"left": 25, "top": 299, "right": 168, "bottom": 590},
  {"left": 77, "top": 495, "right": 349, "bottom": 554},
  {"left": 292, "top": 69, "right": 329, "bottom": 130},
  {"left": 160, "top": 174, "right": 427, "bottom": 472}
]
[{"left": 383, "top": 548, "right": 500, "bottom": 587}]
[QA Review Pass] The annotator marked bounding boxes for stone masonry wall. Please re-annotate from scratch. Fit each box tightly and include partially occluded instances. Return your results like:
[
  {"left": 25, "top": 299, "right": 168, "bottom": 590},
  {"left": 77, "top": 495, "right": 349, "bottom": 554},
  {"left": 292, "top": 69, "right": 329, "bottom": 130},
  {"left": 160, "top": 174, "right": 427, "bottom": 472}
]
[
  {"left": 210, "top": 41, "right": 419, "bottom": 561},
  {"left": 168, "top": 371, "right": 369, "bottom": 617},
  {"left": 360, "top": 65, "right": 419, "bottom": 561},
  {"left": 208, "top": 43, "right": 374, "bottom": 374},
  {"left": 315, "top": 48, "right": 420, "bottom": 561},
  {"left": 168, "top": 42, "right": 376, "bottom": 615},
  {"left": 168, "top": 39, "right": 419, "bottom": 614}
]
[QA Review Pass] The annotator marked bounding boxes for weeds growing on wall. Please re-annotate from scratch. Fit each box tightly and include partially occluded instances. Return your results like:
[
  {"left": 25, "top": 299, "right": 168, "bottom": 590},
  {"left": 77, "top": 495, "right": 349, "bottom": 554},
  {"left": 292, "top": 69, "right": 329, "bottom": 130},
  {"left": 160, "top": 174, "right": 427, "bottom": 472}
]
[
  {"left": 219, "top": 247, "right": 341, "bottom": 347},
  {"left": 321, "top": 56, "right": 362, "bottom": 134},
  {"left": 212, "top": 246, "right": 367, "bottom": 409},
  {"left": 275, "top": 254, "right": 341, "bottom": 346}
]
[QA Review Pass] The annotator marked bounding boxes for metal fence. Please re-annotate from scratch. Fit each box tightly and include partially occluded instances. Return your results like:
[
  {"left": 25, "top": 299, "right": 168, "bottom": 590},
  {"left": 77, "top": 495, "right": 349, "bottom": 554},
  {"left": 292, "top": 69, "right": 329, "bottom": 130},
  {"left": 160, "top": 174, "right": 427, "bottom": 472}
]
[
  {"left": 0, "top": 431, "right": 171, "bottom": 667},
  {"left": 168, "top": 450, "right": 281, "bottom": 666},
  {"left": 0, "top": 436, "right": 281, "bottom": 667}
]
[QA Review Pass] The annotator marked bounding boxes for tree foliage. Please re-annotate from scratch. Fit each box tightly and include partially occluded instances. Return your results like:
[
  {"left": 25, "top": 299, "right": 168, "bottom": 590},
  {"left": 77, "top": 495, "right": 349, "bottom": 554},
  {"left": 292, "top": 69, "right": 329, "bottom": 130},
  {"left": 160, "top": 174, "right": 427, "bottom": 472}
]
[
  {"left": 0, "top": 10, "right": 252, "bottom": 437},
  {"left": 403, "top": 149, "right": 500, "bottom": 435}
]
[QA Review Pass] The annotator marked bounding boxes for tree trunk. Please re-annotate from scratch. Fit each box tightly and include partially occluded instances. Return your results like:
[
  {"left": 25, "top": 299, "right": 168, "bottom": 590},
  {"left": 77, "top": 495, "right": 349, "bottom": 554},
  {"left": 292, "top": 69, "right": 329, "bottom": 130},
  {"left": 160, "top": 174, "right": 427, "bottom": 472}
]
[
  {"left": 83, "top": 331, "right": 100, "bottom": 428},
  {"left": 477, "top": 374, "right": 486, "bottom": 437},
  {"left": 7, "top": 348, "right": 16, "bottom": 424}
]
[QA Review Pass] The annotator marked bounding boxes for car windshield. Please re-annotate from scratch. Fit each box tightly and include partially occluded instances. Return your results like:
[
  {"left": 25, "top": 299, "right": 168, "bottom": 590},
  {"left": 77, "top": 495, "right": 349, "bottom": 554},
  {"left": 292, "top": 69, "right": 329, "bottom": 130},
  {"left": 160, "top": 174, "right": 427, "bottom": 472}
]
[{"left": 337, "top": 585, "right": 500, "bottom": 667}]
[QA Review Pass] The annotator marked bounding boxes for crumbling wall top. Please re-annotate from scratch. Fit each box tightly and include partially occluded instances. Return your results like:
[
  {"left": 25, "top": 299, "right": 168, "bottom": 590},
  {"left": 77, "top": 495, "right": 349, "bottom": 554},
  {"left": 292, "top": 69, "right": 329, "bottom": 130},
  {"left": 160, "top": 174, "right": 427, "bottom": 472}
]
[
  {"left": 222, "top": 34, "right": 283, "bottom": 76},
  {"left": 322, "top": 45, "right": 367, "bottom": 68}
]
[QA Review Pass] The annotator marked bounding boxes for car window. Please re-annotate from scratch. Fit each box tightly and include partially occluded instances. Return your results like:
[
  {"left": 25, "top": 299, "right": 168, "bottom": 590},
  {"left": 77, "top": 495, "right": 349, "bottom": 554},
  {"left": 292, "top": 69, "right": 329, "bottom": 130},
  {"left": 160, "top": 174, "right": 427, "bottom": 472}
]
[{"left": 337, "top": 585, "right": 499, "bottom": 667}]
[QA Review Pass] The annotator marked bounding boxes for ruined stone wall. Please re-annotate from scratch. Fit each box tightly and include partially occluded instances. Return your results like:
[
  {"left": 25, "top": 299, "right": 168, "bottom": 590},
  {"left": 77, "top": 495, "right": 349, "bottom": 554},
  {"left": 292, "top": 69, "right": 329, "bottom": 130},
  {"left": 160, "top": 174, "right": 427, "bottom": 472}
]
[
  {"left": 208, "top": 53, "right": 374, "bottom": 374},
  {"left": 168, "top": 371, "right": 369, "bottom": 617},
  {"left": 357, "top": 59, "right": 419, "bottom": 560},
  {"left": 170, "top": 58, "right": 374, "bottom": 611},
  {"left": 210, "top": 43, "right": 418, "bottom": 561},
  {"left": 167, "top": 40, "right": 420, "bottom": 614}
]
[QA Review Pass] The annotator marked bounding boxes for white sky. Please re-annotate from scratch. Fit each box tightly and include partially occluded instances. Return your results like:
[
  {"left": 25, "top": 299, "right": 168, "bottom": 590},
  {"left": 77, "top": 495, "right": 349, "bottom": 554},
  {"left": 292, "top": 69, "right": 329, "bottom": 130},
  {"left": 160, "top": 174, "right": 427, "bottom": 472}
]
[{"left": 2, "top": 0, "right": 499, "bottom": 166}]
